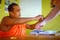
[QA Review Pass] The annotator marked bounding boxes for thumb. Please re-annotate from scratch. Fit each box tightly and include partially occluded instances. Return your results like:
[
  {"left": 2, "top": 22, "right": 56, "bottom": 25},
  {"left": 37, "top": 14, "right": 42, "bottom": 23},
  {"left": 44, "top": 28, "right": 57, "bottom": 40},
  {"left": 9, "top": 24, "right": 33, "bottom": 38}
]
[{"left": 35, "top": 23, "right": 42, "bottom": 30}]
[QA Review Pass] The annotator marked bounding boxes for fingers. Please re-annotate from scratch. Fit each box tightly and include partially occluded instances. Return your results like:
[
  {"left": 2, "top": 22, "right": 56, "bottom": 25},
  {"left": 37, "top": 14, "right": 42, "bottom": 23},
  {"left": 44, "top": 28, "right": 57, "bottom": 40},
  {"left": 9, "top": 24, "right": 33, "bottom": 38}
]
[
  {"left": 35, "top": 23, "right": 43, "bottom": 30},
  {"left": 39, "top": 15, "right": 44, "bottom": 20}
]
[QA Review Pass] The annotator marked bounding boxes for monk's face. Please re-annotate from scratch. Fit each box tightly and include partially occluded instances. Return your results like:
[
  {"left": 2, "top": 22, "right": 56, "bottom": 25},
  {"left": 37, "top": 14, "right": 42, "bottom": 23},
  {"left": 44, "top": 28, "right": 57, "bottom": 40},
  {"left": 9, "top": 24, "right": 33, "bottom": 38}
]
[{"left": 10, "top": 5, "right": 21, "bottom": 18}]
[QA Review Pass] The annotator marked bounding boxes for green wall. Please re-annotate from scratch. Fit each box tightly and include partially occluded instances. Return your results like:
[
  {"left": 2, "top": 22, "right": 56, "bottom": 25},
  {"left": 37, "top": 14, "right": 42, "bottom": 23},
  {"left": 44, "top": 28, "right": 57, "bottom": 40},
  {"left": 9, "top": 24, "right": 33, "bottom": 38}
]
[{"left": 42, "top": 0, "right": 60, "bottom": 31}]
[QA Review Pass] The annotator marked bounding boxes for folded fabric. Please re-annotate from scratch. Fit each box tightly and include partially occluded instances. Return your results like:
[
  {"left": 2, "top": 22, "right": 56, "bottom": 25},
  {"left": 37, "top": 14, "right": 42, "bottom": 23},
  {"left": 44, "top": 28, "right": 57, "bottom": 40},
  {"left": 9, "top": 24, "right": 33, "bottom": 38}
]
[{"left": 0, "top": 24, "right": 26, "bottom": 38}]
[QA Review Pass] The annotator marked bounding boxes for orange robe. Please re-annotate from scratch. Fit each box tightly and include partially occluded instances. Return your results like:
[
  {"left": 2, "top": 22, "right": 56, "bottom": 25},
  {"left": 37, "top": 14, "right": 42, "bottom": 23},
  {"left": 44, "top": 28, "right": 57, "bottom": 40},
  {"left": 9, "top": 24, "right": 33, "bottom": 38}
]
[{"left": 0, "top": 24, "right": 26, "bottom": 38}]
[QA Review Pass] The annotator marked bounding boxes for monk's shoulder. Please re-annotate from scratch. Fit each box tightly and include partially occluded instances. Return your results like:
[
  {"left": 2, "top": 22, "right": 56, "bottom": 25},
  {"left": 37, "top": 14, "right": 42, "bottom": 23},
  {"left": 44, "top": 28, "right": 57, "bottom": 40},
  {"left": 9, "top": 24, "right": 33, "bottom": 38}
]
[
  {"left": 2, "top": 16, "right": 10, "bottom": 20},
  {"left": 1, "top": 16, "right": 10, "bottom": 23}
]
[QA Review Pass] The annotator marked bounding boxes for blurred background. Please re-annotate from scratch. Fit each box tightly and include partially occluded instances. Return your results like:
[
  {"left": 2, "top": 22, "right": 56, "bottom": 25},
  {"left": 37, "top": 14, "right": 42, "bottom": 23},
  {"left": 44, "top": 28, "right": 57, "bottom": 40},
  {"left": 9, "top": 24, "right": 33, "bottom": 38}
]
[{"left": 0, "top": 0, "right": 60, "bottom": 34}]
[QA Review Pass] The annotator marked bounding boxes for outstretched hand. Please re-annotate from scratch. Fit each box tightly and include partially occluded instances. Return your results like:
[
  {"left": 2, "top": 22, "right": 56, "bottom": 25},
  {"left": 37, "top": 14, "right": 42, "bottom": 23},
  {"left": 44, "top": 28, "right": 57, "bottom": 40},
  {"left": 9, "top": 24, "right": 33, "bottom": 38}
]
[
  {"left": 35, "top": 21, "right": 46, "bottom": 30},
  {"left": 35, "top": 22, "right": 43, "bottom": 30},
  {"left": 35, "top": 15, "right": 44, "bottom": 20}
]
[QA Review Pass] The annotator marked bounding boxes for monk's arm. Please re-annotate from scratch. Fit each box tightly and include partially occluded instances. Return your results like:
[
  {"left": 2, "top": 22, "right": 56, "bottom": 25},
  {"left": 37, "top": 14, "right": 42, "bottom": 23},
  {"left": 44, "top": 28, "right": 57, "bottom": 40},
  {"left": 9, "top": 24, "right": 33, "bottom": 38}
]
[
  {"left": 1, "top": 17, "right": 40, "bottom": 26},
  {"left": 26, "top": 18, "right": 44, "bottom": 30}
]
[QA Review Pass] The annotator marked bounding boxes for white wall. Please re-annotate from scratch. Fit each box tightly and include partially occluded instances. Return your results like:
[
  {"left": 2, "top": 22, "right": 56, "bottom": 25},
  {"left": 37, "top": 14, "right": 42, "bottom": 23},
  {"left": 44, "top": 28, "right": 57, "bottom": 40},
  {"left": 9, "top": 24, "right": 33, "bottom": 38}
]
[{"left": 20, "top": 0, "right": 42, "bottom": 17}]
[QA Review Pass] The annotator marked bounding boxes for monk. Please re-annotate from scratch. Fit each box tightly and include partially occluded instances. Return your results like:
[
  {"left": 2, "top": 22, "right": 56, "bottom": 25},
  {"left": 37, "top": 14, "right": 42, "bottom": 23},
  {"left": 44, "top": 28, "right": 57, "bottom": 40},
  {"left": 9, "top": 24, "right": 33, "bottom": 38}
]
[{"left": 0, "top": 3, "right": 44, "bottom": 39}]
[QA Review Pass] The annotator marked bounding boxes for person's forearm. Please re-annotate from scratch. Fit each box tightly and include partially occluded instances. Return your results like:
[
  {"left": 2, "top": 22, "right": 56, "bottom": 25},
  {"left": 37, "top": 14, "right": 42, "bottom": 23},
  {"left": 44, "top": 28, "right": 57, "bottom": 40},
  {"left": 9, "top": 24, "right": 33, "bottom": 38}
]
[
  {"left": 3, "top": 17, "right": 39, "bottom": 25},
  {"left": 38, "top": 5, "right": 60, "bottom": 26},
  {"left": 43, "top": 6, "right": 59, "bottom": 23},
  {"left": 15, "top": 17, "right": 38, "bottom": 24}
]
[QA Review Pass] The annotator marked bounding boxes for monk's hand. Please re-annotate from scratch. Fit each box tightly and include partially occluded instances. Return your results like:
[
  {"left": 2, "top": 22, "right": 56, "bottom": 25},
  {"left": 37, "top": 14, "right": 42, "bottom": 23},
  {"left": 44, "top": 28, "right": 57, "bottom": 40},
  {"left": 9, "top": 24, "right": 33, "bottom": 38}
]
[
  {"left": 35, "top": 23, "right": 43, "bottom": 30},
  {"left": 35, "top": 15, "right": 44, "bottom": 20},
  {"left": 35, "top": 21, "right": 46, "bottom": 30}
]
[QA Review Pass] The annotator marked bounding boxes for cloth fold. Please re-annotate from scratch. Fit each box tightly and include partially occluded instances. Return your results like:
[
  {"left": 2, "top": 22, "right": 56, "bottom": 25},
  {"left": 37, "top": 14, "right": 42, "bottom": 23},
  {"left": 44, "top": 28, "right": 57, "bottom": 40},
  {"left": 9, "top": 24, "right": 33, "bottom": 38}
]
[{"left": 0, "top": 24, "right": 26, "bottom": 38}]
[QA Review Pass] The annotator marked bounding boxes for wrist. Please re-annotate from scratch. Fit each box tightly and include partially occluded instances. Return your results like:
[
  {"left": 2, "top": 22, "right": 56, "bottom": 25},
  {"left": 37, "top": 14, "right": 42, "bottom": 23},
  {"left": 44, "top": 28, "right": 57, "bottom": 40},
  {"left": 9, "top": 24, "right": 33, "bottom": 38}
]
[{"left": 34, "top": 17, "right": 38, "bottom": 20}]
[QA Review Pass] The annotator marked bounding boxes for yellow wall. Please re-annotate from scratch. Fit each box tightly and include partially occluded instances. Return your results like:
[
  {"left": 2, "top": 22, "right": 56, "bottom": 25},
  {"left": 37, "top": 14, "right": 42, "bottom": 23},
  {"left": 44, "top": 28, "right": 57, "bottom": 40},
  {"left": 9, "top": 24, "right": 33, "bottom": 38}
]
[{"left": 0, "top": 0, "right": 7, "bottom": 22}]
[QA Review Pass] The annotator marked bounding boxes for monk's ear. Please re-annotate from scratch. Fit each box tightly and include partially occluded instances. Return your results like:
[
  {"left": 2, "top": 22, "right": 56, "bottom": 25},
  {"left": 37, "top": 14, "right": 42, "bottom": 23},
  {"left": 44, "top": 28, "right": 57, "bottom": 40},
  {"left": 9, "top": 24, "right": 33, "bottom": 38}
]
[
  {"left": 9, "top": 11, "right": 14, "bottom": 16},
  {"left": 9, "top": 11, "right": 14, "bottom": 14}
]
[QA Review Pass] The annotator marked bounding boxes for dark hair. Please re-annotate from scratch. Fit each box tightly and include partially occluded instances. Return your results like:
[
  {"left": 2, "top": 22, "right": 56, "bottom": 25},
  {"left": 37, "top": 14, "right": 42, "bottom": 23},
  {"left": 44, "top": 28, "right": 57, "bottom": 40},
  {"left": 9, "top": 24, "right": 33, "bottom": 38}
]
[{"left": 8, "top": 3, "right": 18, "bottom": 12}]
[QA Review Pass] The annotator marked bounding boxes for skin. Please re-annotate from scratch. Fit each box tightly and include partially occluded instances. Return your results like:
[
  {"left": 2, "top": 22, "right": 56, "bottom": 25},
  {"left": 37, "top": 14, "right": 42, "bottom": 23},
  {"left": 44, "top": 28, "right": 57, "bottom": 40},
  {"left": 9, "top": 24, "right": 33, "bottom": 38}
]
[{"left": 0, "top": 5, "right": 44, "bottom": 32}]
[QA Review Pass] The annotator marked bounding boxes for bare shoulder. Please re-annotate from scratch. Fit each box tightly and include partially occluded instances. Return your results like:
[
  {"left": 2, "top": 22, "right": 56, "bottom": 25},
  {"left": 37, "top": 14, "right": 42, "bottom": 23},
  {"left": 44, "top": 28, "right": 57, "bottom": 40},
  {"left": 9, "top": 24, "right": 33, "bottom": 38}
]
[
  {"left": 1, "top": 16, "right": 9, "bottom": 21},
  {"left": 2, "top": 16, "right": 10, "bottom": 19},
  {"left": 1, "top": 16, "right": 10, "bottom": 24}
]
